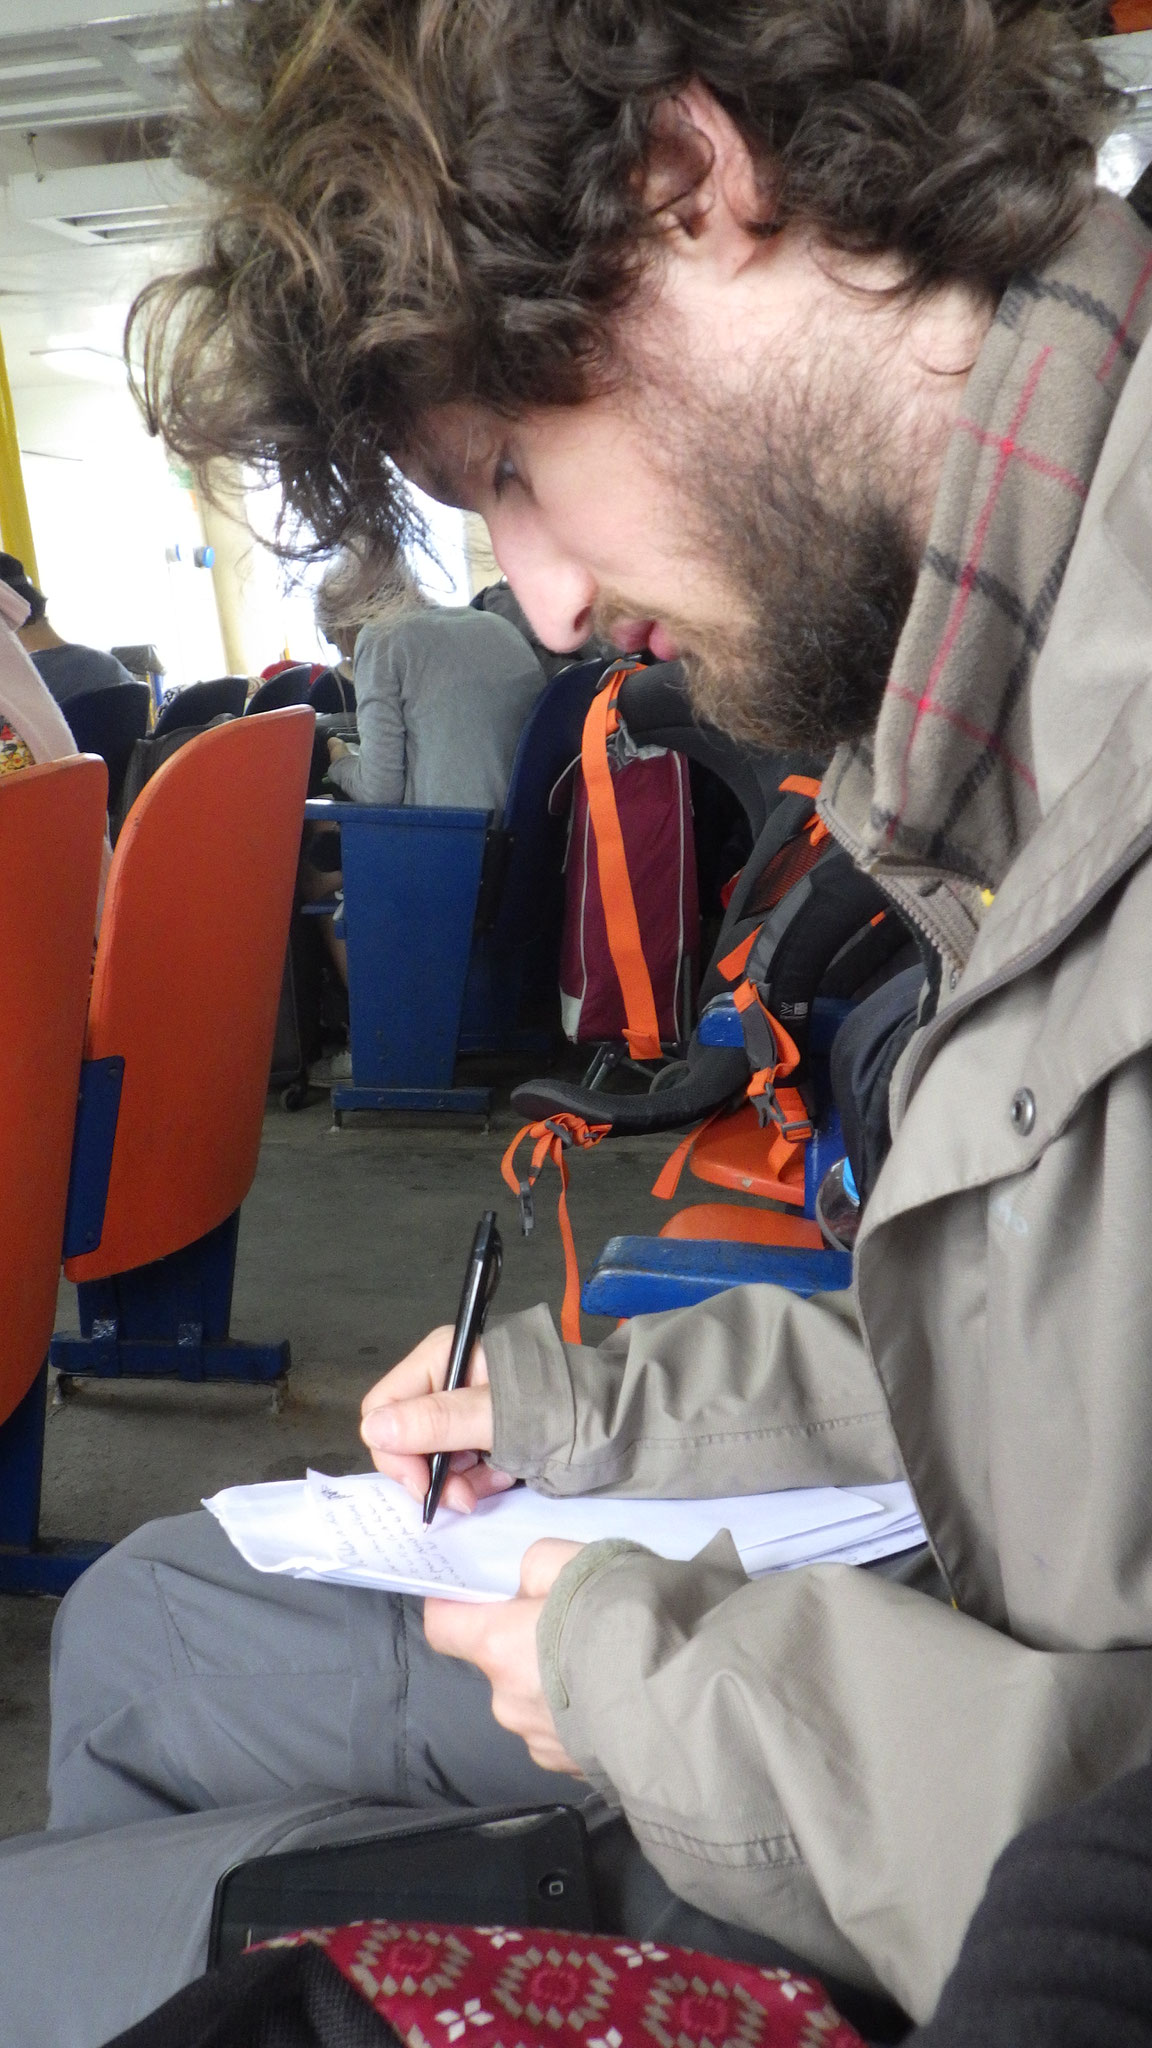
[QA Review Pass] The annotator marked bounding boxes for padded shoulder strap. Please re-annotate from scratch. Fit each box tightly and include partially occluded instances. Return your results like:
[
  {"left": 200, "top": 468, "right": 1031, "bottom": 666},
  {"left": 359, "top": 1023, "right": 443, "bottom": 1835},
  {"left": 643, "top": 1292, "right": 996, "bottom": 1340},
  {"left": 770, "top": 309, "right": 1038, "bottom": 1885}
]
[{"left": 510, "top": 1042, "right": 749, "bottom": 1137}]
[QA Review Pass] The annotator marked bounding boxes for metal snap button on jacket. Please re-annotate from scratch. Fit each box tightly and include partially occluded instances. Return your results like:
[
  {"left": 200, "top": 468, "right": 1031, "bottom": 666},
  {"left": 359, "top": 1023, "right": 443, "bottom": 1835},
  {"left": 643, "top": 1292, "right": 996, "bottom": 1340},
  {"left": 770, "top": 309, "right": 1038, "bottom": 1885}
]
[{"left": 1010, "top": 1087, "right": 1036, "bottom": 1136}]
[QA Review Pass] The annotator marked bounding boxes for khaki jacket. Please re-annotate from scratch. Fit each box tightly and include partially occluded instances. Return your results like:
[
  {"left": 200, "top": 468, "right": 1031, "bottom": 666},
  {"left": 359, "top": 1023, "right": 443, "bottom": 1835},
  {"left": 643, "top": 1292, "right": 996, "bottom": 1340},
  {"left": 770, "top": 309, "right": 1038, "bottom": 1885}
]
[{"left": 482, "top": 321, "right": 1152, "bottom": 2019}]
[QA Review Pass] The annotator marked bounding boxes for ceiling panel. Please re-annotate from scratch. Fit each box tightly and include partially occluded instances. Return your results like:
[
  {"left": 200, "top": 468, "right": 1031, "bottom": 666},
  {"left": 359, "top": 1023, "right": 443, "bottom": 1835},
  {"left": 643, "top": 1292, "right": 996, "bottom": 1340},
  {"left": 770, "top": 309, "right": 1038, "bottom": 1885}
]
[{"left": 0, "top": 10, "right": 197, "bottom": 129}]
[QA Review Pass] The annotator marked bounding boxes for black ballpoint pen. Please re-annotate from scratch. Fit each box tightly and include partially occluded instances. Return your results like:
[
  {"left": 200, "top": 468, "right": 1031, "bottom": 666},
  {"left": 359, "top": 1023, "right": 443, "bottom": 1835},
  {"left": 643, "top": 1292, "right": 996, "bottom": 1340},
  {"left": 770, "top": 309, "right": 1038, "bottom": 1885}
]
[{"left": 423, "top": 1211, "right": 503, "bottom": 1526}]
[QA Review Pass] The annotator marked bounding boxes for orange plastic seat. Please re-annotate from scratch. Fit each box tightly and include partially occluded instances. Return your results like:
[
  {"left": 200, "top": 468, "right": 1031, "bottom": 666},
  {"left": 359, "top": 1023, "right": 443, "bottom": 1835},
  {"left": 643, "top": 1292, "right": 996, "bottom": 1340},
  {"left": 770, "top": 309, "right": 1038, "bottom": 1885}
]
[
  {"left": 0, "top": 754, "right": 108, "bottom": 1591},
  {"left": 0, "top": 756, "right": 106, "bottom": 1417},
  {"left": 659, "top": 1203, "right": 825, "bottom": 1249},
  {"left": 65, "top": 708, "right": 314, "bottom": 1283},
  {"left": 684, "top": 1100, "right": 807, "bottom": 1206}
]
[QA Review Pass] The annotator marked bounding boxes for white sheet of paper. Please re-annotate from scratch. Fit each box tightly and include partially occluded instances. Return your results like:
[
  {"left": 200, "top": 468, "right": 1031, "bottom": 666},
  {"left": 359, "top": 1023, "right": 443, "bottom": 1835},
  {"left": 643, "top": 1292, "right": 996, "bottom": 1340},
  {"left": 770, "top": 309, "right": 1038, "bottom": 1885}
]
[{"left": 203, "top": 1469, "right": 924, "bottom": 1602}]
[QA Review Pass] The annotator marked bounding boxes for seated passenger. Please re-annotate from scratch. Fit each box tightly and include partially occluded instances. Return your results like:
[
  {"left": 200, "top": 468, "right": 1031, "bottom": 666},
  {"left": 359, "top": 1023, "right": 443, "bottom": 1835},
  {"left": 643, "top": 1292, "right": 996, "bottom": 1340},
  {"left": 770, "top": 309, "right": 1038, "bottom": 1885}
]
[
  {"left": 3, "top": 6, "right": 1151, "bottom": 2045},
  {"left": 0, "top": 569, "right": 87, "bottom": 778},
  {"left": 319, "top": 556, "right": 545, "bottom": 810},
  {"left": 0, "top": 554, "right": 136, "bottom": 707}
]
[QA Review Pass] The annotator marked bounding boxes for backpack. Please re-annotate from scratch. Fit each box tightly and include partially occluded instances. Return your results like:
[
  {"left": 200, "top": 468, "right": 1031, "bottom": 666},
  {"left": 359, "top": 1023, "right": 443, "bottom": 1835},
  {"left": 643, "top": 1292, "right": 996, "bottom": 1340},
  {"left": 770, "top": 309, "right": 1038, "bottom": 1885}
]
[
  {"left": 504, "top": 774, "right": 915, "bottom": 1337},
  {"left": 556, "top": 669, "right": 699, "bottom": 1053}
]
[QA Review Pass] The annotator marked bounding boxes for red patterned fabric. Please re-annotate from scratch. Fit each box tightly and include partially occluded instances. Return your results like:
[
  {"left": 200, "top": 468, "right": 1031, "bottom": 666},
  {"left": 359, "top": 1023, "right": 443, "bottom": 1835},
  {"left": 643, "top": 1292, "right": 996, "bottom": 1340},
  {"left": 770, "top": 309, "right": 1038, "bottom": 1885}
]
[{"left": 257, "top": 1922, "right": 864, "bottom": 2048}]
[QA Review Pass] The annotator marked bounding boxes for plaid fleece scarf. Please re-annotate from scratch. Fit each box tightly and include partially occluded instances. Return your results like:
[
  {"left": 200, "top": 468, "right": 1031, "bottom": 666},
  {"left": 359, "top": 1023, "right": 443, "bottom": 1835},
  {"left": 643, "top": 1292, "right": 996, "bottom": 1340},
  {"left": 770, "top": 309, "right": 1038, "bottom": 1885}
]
[{"left": 822, "top": 193, "right": 1152, "bottom": 972}]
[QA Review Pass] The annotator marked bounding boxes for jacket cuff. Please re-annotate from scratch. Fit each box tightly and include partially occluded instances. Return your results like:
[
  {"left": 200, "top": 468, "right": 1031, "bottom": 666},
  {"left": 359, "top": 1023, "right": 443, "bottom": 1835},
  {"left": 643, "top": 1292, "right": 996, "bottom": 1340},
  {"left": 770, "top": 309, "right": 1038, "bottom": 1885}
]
[
  {"left": 535, "top": 1532, "right": 748, "bottom": 1781},
  {"left": 485, "top": 1304, "right": 576, "bottom": 1479},
  {"left": 536, "top": 1539, "right": 645, "bottom": 1794}
]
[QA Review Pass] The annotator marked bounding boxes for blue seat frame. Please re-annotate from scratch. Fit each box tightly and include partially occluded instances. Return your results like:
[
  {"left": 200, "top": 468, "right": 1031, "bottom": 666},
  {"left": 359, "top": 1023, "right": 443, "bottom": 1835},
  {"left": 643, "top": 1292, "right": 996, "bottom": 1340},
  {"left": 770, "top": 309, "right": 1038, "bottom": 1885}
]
[{"left": 0, "top": 1361, "right": 107, "bottom": 1594}]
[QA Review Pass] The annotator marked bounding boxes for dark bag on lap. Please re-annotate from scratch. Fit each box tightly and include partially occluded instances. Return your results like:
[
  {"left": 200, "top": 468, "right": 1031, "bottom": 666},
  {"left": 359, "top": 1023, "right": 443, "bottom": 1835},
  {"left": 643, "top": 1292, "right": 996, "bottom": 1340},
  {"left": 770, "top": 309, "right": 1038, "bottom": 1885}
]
[{"left": 101, "top": 1943, "right": 396, "bottom": 2047}]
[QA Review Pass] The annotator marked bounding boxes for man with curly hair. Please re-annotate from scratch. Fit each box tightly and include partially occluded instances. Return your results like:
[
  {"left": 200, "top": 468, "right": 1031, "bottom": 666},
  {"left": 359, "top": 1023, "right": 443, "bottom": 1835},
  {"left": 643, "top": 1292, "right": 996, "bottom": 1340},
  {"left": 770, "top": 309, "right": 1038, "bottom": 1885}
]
[{"left": 7, "top": 3, "right": 1152, "bottom": 2042}]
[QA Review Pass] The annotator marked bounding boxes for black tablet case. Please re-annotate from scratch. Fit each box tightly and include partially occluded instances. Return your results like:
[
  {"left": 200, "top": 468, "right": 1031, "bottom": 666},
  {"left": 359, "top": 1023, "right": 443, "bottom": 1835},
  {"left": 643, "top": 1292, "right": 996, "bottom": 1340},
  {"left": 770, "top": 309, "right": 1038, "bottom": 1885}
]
[{"left": 209, "top": 1803, "right": 595, "bottom": 1966}]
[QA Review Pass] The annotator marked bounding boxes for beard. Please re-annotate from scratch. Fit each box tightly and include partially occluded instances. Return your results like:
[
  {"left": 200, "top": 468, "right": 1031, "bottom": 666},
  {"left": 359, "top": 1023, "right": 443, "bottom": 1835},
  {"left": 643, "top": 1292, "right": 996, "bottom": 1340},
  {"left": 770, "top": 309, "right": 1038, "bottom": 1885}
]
[{"left": 611, "top": 356, "right": 923, "bottom": 757}]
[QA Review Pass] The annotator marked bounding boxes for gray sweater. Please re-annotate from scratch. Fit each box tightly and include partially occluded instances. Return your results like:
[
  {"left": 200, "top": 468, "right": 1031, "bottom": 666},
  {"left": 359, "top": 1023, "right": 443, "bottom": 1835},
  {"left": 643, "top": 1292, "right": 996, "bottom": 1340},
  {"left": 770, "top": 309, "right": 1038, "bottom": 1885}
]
[{"left": 326, "top": 606, "right": 545, "bottom": 813}]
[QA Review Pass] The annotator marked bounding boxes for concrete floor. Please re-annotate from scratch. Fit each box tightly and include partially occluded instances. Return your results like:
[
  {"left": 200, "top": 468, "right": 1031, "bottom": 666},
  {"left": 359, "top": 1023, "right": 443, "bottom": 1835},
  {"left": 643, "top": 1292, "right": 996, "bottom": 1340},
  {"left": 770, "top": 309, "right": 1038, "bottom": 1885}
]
[{"left": 0, "top": 1085, "right": 718, "bottom": 1841}]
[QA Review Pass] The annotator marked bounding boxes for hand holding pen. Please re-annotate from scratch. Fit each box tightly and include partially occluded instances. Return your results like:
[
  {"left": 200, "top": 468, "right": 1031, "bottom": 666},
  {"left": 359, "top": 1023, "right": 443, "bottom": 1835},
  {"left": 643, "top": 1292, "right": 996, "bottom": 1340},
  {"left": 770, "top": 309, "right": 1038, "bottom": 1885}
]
[{"left": 359, "top": 1213, "right": 509, "bottom": 1517}]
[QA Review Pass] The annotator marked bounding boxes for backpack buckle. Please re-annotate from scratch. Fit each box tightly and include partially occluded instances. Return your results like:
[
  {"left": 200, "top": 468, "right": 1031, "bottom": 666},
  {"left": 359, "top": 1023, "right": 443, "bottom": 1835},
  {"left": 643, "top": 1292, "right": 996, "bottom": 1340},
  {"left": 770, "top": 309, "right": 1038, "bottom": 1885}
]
[{"left": 750, "top": 1080, "right": 812, "bottom": 1142}]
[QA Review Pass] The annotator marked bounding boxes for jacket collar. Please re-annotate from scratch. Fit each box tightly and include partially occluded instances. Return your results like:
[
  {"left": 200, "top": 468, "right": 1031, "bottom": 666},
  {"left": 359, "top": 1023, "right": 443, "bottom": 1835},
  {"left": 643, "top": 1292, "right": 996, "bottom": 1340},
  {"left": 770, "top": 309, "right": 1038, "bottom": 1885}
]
[
  {"left": 923, "top": 313, "right": 1152, "bottom": 1012},
  {"left": 881, "top": 319, "right": 1152, "bottom": 1143},
  {"left": 820, "top": 196, "right": 1152, "bottom": 979}
]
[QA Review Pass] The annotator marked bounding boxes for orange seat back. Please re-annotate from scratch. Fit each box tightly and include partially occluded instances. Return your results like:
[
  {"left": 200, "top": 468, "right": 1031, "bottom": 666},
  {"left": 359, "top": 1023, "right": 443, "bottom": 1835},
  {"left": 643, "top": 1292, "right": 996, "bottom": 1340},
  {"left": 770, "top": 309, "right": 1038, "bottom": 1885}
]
[
  {"left": 66, "top": 708, "right": 314, "bottom": 1283},
  {"left": 0, "top": 756, "right": 106, "bottom": 1424}
]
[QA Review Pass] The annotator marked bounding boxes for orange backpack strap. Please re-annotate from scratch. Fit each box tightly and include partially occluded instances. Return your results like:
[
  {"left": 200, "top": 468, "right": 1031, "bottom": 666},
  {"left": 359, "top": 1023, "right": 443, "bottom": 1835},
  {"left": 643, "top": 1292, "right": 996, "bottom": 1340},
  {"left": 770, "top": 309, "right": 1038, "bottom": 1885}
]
[
  {"left": 717, "top": 926, "right": 759, "bottom": 982},
  {"left": 501, "top": 1115, "right": 612, "bottom": 1344},
  {"left": 581, "top": 669, "right": 663, "bottom": 1061},
  {"left": 650, "top": 1108, "right": 729, "bottom": 1202}
]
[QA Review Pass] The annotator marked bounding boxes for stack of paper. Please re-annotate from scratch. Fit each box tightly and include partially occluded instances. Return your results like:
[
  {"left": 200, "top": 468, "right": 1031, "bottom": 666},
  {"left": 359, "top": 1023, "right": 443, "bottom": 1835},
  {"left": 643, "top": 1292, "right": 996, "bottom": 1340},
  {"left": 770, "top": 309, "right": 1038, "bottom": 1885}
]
[{"left": 204, "top": 1468, "right": 924, "bottom": 1603}]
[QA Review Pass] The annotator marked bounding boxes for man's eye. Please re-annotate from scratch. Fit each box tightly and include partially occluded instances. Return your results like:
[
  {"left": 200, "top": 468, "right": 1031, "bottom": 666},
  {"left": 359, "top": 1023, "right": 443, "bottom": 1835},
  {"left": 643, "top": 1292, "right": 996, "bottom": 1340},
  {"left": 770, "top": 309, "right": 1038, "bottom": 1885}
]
[{"left": 492, "top": 454, "right": 518, "bottom": 498}]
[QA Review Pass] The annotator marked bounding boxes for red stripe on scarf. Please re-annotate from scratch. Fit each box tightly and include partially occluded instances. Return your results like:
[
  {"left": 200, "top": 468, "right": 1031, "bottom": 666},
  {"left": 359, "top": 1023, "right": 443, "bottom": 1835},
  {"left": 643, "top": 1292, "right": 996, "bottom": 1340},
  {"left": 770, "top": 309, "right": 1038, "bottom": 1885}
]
[{"left": 890, "top": 345, "right": 1052, "bottom": 834}]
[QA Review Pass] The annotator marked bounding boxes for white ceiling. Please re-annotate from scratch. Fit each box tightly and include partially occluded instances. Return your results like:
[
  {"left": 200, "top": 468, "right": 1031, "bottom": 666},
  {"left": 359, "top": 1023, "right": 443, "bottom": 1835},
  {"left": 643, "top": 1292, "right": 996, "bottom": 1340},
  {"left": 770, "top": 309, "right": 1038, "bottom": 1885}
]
[
  {"left": 0, "top": 0, "right": 193, "bottom": 32},
  {"left": 0, "top": 6, "right": 201, "bottom": 394},
  {"left": 0, "top": 10, "right": 190, "bottom": 130}
]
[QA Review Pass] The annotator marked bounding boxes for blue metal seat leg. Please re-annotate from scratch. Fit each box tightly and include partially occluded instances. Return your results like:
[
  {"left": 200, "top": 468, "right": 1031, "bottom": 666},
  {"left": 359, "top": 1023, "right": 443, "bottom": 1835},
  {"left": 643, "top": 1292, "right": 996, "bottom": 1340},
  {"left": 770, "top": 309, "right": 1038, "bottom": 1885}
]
[
  {"left": 0, "top": 1361, "right": 108, "bottom": 1594},
  {"left": 51, "top": 1211, "right": 290, "bottom": 1387}
]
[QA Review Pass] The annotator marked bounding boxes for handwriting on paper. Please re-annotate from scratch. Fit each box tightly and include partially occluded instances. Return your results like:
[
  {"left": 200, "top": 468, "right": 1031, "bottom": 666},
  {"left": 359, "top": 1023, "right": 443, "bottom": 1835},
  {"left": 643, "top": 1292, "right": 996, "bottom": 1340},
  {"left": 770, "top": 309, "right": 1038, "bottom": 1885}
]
[{"left": 308, "top": 1474, "right": 468, "bottom": 1589}]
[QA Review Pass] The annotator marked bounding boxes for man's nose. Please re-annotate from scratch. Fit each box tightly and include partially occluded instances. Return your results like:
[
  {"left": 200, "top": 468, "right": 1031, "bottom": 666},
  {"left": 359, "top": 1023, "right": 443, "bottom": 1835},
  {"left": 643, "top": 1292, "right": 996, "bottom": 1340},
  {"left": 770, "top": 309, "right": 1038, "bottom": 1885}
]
[{"left": 492, "top": 534, "right": 597, "bottom": 655}]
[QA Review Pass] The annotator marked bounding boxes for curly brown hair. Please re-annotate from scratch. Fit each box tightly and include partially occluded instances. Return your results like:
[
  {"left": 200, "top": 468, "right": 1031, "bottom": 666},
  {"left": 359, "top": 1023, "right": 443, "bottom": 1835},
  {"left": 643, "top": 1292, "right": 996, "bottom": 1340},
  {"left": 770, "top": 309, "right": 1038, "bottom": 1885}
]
[{"left": 130, "top": 0, "right": 1116, "bottom": 578}]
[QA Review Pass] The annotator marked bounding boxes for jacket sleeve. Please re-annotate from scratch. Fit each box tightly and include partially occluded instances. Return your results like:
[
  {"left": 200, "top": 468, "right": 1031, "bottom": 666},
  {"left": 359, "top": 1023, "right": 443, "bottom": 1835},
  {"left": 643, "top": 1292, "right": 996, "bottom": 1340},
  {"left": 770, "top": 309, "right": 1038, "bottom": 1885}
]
[
  {"left": 326, "top": 626, "right": 406, "bottom": 805},
  {"left": 536, "top": 1538, "right": 1152, "bottom": 2023},
  {"left": 484, "top": 1286, "right": 902, "bottom": 1497}
]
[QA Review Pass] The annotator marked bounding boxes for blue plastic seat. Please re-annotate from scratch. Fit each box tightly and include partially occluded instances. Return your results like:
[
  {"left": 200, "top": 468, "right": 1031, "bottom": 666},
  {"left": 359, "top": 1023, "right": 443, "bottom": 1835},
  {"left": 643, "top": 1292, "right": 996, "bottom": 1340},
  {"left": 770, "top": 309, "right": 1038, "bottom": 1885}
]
[
  {"left": 581, "top": 1235, "right": 852, "bottom": 1316},
  {"left": 245, "top": 668, "right": 313, "bottom": 714},
  {"left": 60, "top": 681, "right": 151, "bottom": 815},
  {"left": 309, "top": 668, "right": 356, "bottom": 713},
  {"left": 153, "top": 675, "right": 249, "bottom": 735},
  {"left": 305, "top": 659, "right": 608, "bottom": 1115}
]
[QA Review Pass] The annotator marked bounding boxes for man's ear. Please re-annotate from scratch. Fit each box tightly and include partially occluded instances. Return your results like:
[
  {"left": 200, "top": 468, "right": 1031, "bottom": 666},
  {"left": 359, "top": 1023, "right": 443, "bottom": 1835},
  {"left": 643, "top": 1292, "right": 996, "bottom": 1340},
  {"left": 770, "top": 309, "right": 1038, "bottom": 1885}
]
[{"left": 643, "top": 81, "right": 775, "bottom": 272}]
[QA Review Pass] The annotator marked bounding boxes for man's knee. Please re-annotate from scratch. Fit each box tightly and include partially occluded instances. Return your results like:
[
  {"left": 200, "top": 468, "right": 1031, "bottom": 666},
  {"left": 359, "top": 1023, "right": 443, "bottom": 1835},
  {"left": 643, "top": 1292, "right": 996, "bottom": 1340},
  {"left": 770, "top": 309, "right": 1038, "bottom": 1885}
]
[{"left": 53, "top": 1512, "right": 216, "bottom": 1685}]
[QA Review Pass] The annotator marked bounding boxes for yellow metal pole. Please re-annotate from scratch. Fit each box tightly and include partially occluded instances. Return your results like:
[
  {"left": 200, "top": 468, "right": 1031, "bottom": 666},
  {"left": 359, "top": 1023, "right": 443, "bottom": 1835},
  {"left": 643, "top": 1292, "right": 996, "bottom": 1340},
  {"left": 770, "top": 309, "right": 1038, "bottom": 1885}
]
[{"left": 0, "top": 330, "right": 38, "bottom": 583}]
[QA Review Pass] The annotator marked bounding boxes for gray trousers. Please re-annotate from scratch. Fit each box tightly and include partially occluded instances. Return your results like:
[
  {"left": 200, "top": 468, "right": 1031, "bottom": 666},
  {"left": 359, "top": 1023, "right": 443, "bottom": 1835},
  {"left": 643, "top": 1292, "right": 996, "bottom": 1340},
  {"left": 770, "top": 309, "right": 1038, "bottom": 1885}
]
[{"left": 0, "top": 1511, "right": 904, "bottom": 2048}]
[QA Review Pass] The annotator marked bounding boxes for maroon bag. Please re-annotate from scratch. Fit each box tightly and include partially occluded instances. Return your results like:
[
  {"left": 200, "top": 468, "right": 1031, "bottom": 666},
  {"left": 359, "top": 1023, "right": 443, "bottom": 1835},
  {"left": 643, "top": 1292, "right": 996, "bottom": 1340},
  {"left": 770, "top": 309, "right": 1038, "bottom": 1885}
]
[{"left": 555, "top": 680, "right": 699, "bottom": 1050}]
